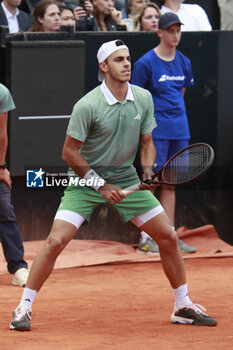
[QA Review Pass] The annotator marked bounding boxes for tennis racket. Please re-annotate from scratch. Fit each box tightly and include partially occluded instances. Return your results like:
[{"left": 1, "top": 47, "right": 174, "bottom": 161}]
[{"left": 122, "top": 143, "right": 214, "bottom": 195}]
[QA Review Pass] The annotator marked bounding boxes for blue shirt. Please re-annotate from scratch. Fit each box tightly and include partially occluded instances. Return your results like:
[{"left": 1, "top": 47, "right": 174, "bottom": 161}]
[{"left": 131, "top": 49, "right": 194, "bottom": 140}]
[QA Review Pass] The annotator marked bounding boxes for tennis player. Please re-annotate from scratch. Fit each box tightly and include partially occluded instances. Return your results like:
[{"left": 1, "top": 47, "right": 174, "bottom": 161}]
[{"left": 10, "top": 39, "right": 217, "bottom": 330}]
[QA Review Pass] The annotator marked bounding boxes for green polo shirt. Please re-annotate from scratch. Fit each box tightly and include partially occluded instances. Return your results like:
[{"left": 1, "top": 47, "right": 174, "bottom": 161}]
[
  {"left": 0, "top": 84, "right": 15, "bottom": 113},
  {"left": 67, "top": 82, "right": 156, "bottom": 187}
]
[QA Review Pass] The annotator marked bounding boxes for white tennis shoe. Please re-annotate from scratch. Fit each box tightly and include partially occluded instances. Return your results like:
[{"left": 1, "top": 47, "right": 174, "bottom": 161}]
[
  {"left": 12, "top": 268, "right": 29, "bottom": 287},
  {"left": 171, "top": 302, "right": 217, "bottom": 326},
  {"left": 10, "top": 306, "right": 31, "bottom": 331}
]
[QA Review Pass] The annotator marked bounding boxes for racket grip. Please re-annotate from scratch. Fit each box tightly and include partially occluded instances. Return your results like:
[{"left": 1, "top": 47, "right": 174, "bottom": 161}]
[{"left": 122, "top": 183, "right": 141, "bottom": 195}]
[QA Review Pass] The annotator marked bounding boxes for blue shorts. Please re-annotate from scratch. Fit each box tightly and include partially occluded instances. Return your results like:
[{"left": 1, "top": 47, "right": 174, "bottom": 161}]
[{"left": 153, "top": 139, "right": 189, "bottom": 171}]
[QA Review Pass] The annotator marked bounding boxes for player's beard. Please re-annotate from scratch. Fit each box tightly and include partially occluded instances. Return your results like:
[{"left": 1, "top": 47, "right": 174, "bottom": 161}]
[{"left": 108, "top": 68, "right": 131, "bottom": 83}]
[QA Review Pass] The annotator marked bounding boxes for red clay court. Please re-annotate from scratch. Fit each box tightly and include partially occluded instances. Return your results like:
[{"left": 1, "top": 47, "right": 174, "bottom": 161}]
[{"left": 1, "top": 225, "right": 233, "bottom": 350}]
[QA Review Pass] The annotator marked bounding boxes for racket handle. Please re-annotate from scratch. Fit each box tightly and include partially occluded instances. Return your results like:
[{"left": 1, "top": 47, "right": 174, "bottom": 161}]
[{"left": 122, "top": 183, "right": 141, "bottom": 195}]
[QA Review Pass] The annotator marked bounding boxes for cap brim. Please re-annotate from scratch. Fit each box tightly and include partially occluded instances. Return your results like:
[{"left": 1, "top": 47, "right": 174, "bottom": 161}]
[{"left": 159, "top": 20, "right": 183, "bottom": 29}]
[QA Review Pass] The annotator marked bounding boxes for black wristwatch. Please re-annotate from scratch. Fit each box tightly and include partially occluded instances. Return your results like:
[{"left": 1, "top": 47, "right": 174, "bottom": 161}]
[{"left": 0, "top": 162, "right": 7, "bottom": 169}]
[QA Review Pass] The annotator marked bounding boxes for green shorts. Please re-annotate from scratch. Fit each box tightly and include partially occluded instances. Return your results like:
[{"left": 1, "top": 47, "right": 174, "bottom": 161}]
[{"left": 57, "top": 184, "right": 161, "bottom": 223}]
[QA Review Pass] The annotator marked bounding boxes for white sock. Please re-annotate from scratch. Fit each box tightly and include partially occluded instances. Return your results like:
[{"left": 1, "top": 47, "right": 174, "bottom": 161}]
[
  {"left": 19, "top": 287, "right": 37, "bottom": 312},
  {"left": 172, "top": 283, "right": 191, "bottom": 309},
  {"left": 140, "top": 231, "right": 150, "bottom": 242}
]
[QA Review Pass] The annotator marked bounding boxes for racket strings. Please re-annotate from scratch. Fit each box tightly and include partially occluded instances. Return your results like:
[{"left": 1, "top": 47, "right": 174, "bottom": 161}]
[{"left": 163, "top": 145, "right": 213, "bottom": 185}]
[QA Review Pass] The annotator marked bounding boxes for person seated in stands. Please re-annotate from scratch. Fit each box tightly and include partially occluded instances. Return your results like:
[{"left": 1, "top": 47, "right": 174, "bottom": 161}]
[
  {"left": 122, "top": 0, "right": 148, "bottom": 31},
  {"left": 48, "top": 0, "right": 98, "bottom": 30},
  {"left": 72, "top": 0, "right": 98, "bottom": 31},
  {"left": 0, "top": 0, "right": 33, "bottom": 32},
  {"left": 28, "top": 0, "right": 60, "bottom": 32},
  {"left": 59, "top": 5, "right": 76, "bottom": 31},
  {"left": 134, "top": 2, "right": 160, "bottom": 31},
  {"left": 160, "top": 0, "right": 212, "bottom": 31},
  {"left": 92, "top": 0, "right": 126, "bottom": 31}
]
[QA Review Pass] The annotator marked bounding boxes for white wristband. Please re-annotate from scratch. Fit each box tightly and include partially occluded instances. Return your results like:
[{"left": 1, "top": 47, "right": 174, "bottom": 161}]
[{"left": 83, "top": 169, "right": 106, "bottom": 191}]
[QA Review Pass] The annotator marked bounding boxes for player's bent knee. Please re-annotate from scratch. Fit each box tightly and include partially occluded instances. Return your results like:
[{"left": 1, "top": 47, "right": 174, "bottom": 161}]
[
  {"left": 157, "top": 227, "right": 177, "bottom": 250},
  {"left": 45, "top": 235, "right": 67, "bottom": 258}
]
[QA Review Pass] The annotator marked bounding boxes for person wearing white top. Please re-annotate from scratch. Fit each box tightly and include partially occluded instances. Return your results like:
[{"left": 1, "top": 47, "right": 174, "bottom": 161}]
[
  {"left": 0, "top": 0, "right": 32, "bottom": 32},
  {"left": 122, "top": 0, "right": 149, "bottom": 31},
  {"left": 161, "top": 0, "right": 212, "bottom": 31},
  {"left": 1, "top": 0, "right": 19, "bottom": 32}
]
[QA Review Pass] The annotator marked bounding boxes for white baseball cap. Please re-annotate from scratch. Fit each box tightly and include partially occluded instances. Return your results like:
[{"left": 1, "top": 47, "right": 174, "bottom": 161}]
[{"left": 97, "top": 39, "right": 129, "bottom": 82}]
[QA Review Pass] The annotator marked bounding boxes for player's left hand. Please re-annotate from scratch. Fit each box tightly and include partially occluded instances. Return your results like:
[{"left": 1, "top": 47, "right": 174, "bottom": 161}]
[
  {"left": 98, "top": 183, "right": 126, "bottom": 204},
  {"left": 141, "top": 167, "right": 159, "bottom": 190}
]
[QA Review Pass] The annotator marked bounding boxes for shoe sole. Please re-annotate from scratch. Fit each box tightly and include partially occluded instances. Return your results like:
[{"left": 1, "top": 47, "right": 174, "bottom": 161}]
[
  {"left": 137, "top": 250, "right": 159, "bottom": 255},
  {"left": 10, "top": 325, "right": 31, "bottom": 331},
  {"left": 180, "top": 249, "right": 197, "bottom": 253},
  {"left": 12, "top": 281, "right": 26, "bottom": 287},
  {"left": 171, "top": 314, "right": 217, "bottom": 326}
]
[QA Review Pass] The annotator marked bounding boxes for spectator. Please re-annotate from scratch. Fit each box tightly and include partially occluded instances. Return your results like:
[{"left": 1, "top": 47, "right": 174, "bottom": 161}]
[
  {"left": 92, "top": 0, "right": 126, "bottom": 31},
  {"left": 59, "top": 5, "right": 76, "bottom": 30},
  {"left": 0, "top": 83, "right": 29, "bottom": 287},
  {"left": 72, "top": 0, "right": 98, "bottom": 31},
  {"left": 0, "top": 0, "right": 33, "bottom": 32},
  {"left": 161, "top": 0, "right": 212, "bottom": 31},
  {"left": 134, "top": 2, "right": 161, "bottom": 31},
  {"left": 28, "top": 0, "right": 60, "bottom": 32},
  {"left": 131, "top": 13, "right": 197, "bottom": 254},
  {"left": 53, "top": 0, "right": 98, "bottom": 31},
  {"left": 122, "top": 0, "right": 149, "bottom": 31}
]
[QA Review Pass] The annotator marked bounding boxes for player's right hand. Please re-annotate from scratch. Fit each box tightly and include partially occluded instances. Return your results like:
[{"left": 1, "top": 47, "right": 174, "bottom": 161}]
[{"left": 98, "top": 183, "right": 126, "bottom": 204}]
